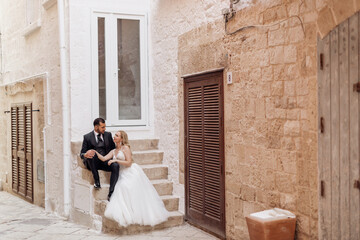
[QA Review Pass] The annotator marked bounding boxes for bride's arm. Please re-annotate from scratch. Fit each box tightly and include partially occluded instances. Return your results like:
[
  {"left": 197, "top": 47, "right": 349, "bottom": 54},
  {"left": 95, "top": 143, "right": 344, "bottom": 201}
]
[
  {"left": 108, "top": 146, "right": 132, "bottom": 167},
  {"left": 95, "top": 150, "right": 114, "bottom": 162}
]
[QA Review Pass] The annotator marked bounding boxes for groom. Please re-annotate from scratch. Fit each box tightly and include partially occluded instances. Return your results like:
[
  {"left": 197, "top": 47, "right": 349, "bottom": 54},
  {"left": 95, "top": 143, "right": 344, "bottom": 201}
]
[{"left": 80, "top": 118, "right": 118, "bottom": 201}]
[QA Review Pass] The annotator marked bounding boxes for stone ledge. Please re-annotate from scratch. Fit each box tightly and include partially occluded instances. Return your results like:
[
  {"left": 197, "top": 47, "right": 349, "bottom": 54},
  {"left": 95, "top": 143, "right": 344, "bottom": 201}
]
[
  {"left": 132, "top": 150, "right": 164, "bottom": 165},
  {"left": 42, "top": 0, "right": 57, "bottom": 10},
  {"left": 101, "top": 211, "right": 184, "bottom": 235},
  {"left": 94, "top": 195, "right": 179, "bottom": 215},
  {"left": 81, "top": 165, "right": 169, "bottom": 184},
  {"left": 23, "top": 19, "right": 41, "bottom": 37},
  {"left": 90, "top": 179, "right": 173, "bottom": 200}
]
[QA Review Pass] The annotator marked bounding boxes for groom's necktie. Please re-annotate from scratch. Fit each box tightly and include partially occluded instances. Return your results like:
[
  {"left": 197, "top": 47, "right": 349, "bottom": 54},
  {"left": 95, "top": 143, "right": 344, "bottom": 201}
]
[{"left": 97, "top": 134, "right": 103, "bottom": 143}]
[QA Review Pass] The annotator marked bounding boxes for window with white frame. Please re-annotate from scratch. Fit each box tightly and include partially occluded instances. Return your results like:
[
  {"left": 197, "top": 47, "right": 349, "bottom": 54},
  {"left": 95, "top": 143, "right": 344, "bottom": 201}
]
[{"left": 92, "top": 12, "right": 148, "bottom": 127}]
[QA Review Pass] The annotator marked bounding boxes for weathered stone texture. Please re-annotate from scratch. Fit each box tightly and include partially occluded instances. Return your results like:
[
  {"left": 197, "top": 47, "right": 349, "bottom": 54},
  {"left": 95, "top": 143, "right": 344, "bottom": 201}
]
[
  {"left": 330, "top": 0, "right": 356, "bottom": 24},
  {"left": 176, "top": 0, "right": 333, "bottom": 239},
  {"left": 317, "top": 6, "right": 336, "bottom": 38}
]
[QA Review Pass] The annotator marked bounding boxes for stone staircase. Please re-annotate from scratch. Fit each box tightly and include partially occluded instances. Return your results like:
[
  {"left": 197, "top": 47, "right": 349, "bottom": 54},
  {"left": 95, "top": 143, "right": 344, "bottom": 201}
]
[{"left": 71, "top": 139, "right": 184, "bottom": 235}]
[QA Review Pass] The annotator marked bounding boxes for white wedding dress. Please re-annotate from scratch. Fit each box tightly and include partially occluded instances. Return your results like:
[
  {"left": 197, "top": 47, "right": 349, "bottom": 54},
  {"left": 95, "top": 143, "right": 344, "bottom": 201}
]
[{"left": 104, "top": 149, "right": 170, "bottom": 227}]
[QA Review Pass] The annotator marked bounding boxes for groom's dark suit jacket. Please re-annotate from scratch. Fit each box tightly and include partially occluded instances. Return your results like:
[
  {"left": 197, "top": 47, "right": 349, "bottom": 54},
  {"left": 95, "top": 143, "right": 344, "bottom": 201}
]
[{"left": 80, "top": 131, "right": 115, "bottom": 163}]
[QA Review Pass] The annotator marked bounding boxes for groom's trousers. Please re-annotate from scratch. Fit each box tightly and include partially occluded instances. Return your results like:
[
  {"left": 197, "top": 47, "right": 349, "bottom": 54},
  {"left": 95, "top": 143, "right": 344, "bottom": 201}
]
[{"left": 84, "top": 156, "right": 119, "bottom": 197}]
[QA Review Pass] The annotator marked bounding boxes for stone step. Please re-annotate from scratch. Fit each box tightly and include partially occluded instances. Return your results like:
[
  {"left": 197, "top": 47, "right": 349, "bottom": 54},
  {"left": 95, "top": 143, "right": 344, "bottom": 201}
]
[
  {"left": 129, "top": 139, "right": 159, "bottom": 151},
  {"left": 81, "top": 164, "right": 168, "bottom": 184},
  {"left": 94, "top": 195, "right": 179, "bottom": 215},
  {"left": 152, "top": 179, "right": 173, "bottom": 196},
  {"left": 132, "top": 150, "right": 163, "bottom": 165},
  {"left": 92, "top": 179, "right": 173, "bottom": 200},
  {"left": 141, "top": 164, "right": 168, "bottom": 180},
  {"left": 161, "top": 195, "right": 179, "bottom": 212},
  {"left": 101, "top": 211, "right": 184, "bottom": 235},
  {"left": 76, "top": 149, "right": 163, "bottom": 169}
]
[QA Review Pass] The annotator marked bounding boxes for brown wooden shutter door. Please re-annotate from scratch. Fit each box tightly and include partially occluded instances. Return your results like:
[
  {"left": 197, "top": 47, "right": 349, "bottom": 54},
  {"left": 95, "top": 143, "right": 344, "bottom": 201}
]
[
  {"left": 11, "top": 103, "right": 33, "bottom": 202},
  {"left": 184, "top": 70, "right": 225, "bottom": 239}
]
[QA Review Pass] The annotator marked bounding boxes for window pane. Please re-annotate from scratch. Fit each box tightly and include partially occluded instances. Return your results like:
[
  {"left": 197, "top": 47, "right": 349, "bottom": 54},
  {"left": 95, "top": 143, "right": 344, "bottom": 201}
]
[
  {"left": 117, "top": 19, "right": 141, "bottom": 120},
  {"left": 98, "top": 17, "right": 106, "bottom": 119}
]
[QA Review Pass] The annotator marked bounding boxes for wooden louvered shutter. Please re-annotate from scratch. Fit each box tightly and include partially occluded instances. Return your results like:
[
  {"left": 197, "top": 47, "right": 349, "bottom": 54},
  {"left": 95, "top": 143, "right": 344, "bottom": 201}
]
[
  {"left": 184, "top": 70, "right": 225, "bottom": 239},
  {"left": 11, "top": 106, "right": 18, "bottom": 192},
  {"left": 11, "top": 103, "right": 33, "bottom": 202}
]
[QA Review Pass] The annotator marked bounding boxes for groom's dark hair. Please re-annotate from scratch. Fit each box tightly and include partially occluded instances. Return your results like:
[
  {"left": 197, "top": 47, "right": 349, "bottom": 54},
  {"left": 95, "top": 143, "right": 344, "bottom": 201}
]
[{"left": 93, "top": 118, "right": 105, "bottom": 126}]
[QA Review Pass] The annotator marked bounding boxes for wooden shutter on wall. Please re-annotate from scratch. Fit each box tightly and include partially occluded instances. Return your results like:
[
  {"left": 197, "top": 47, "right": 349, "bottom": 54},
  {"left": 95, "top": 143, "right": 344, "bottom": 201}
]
[
  {"left": 11, "top": 103, "right": 33, "bottom": 202},
  {"left": 11, "top": 106, "right": 18, "bottom": 192},
  {"left": 184, "top": 70, "right": 225, "bottom": 239}
]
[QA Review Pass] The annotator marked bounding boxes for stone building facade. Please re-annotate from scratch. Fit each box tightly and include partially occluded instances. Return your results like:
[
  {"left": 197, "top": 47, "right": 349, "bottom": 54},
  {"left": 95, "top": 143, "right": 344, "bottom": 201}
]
[
  {"left": 0, "top": 0, "right": 359, "bottom": 239},
  {"left": 175, "top": 0, "right": 359, "bottom": 239},
  {"left": 0, "top": 0, "right": 60, "bottom": 209}
]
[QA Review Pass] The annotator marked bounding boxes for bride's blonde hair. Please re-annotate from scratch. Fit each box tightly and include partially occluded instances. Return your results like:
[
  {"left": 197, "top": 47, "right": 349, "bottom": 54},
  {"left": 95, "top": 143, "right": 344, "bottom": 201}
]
[{"left": 118, "top": 130, "right": 130, "bottom": 149}]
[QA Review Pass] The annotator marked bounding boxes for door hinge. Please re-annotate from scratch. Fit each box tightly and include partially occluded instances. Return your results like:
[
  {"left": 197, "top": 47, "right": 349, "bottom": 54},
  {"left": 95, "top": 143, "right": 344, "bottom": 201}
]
[
  {"left": 354, "top": 180, "right": 360, "bottom": 190},
  {"left": 319, "top": 53, "right": 324, "bottom": 70},
  {"left": 353, "top": 82, "right": 360, "bottom": 92},
  {"left": 320, "top": 117, "right": 325, "bottom": 133},
  {"left": 321, "top": 180, "right": 325, "bottom": 197}
]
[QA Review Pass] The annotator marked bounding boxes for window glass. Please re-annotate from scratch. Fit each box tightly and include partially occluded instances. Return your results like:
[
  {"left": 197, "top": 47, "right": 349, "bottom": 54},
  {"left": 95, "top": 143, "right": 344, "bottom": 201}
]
[{"left": 117, "top": 19, "right": 141, "bottom": 120}]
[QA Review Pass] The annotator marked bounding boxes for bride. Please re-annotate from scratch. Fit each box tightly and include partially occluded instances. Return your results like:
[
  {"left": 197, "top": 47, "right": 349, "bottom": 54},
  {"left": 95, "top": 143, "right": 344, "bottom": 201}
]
[{"left": 94, "top": 130, "right": 169, "bottom": 227}]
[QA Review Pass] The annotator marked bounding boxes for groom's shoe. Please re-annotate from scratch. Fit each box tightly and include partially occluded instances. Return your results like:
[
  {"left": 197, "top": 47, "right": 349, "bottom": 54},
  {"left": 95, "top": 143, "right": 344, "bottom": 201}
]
[
  {"left": 107, "top": 193, "right": 112, "bottom": 201},
  {"left": 94, "top": 182, "right": 101, "bottom": 189}
]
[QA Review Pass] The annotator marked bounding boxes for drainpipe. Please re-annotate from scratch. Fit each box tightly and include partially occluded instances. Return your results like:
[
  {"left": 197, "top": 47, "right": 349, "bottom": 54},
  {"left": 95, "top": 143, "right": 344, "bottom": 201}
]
[
  {"left": 43, "top": 72, "right": 50, "bottom": 211},
  {"left": 57, "top": 0, "right": 70, "bottom": 217}
]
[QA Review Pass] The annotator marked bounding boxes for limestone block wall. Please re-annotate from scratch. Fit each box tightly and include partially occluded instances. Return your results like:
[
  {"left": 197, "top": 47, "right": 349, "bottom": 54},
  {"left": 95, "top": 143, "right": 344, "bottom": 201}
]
[
  {"left": 175, "top": 0, "right": 360, "bottom": 239},
  {"left": 0, "top": 1, "right": 61, "bottom": 211}
]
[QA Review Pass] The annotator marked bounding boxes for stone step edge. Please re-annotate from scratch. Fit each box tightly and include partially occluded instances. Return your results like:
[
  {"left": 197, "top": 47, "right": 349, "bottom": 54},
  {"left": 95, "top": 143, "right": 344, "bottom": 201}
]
[
  {"left": 81, "top": 164, "right": 169, "bottom": 184},
  {"left": 88, "top": 179, "right": 173, "bottom": 188},
  {"left": 160, "top": 195, "right": 179, "bottom": 200},
  {"left": 95, "top": 195, "right": 180, "bottom": 215},
  {"left": 140, "top": 164, "right": 168, "bottom": 169},
  {"left": 90, "top": 179, "right": 173, "bottom": 199},
  {"left": 132, "top": 149, "right": 164, "bottom": 154},
  {"left": 77, "top": 154, "right": 164, "bottom": 169},
  {"left": 100, "top": 211, "right": 184, "bottom": 234},
  {"left": 81, "top": 164, "right": 169, "bottom": 176}
]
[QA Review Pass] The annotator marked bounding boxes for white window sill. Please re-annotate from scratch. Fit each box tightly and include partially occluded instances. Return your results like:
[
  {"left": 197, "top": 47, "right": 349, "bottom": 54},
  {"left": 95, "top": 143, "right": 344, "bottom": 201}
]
[
  {"left": 23, "top": 19, "right": 41, "bottom": 37},
  {"left": 42, "top": 0, "right": 57, "bottom": 10}
]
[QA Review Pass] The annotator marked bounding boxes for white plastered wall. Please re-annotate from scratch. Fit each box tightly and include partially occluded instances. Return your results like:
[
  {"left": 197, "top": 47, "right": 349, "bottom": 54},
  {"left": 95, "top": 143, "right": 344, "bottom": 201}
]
[{"left": 0, "top": 0, "right": 61, "bottom": 211}]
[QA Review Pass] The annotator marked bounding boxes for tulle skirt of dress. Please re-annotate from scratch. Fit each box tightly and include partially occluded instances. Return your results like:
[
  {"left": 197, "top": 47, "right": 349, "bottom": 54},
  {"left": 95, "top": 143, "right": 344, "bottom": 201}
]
[{"left": 104, "top": 163, "right": 170, "bottom": 227}]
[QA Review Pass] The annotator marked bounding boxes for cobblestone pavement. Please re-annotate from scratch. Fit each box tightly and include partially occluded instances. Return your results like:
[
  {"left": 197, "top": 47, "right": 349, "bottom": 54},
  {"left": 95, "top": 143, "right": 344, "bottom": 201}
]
[{"left": 0, "top": 191, "right": 219, "bottom": 240}]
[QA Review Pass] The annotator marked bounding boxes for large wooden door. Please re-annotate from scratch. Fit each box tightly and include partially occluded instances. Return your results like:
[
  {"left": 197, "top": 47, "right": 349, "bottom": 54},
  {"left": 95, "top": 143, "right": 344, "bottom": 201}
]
[
  {"left": 11, "top": 103, "right": 33, "bottom": 202},
  {"left": 318, "top": 12, "right": 360, "bottom": 240},
  {"left": 184, "top": 70, "right": 225, "bottom": 239}
]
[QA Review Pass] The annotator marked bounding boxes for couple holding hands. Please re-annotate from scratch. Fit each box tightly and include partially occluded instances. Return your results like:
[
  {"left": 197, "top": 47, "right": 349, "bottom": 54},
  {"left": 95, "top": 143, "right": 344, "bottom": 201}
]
[{"left": 80, "top": 118, "right": 169, "bottom": 227}]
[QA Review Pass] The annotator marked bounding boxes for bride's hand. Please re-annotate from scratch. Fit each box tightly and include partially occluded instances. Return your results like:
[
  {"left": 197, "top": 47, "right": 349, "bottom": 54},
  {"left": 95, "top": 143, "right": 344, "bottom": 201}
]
[{"left": 108, "top": 160, "right": 115, "bottom": 166}]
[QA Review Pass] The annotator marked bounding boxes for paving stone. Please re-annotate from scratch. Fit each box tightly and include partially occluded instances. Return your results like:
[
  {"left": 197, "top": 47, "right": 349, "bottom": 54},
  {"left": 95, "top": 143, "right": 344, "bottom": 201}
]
[{"left": 0, "top": 191, "right": 218, "bottom": 239}]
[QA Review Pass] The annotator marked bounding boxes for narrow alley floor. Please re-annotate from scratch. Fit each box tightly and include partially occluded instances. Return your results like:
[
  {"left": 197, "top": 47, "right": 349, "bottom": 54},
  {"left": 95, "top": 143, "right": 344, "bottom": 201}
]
[{"left": 0, "top": 191, "right": 218, "bottom": 240}]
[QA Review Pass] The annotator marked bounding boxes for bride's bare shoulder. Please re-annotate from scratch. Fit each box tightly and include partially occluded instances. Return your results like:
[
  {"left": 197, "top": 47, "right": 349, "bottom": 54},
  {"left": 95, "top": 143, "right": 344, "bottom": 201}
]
[{"left": 122, "top": 145, "right": 130, "bottom": 151}]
